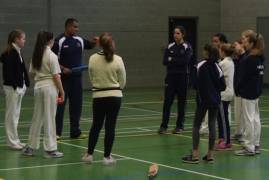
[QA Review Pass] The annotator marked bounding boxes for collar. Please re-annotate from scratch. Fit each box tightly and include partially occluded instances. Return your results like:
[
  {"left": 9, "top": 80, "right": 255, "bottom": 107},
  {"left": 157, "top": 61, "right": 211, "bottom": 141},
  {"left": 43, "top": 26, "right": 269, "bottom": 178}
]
[{"left": 12, "top": 43, "right": 21, "bottom": 53}]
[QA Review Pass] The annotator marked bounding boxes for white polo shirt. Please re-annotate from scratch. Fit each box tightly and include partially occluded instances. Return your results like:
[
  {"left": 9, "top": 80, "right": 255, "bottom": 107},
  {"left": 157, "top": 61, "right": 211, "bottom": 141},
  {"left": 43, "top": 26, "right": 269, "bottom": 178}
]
[{"left": 29, "top": 46, "right": 61, "bottom": 89}]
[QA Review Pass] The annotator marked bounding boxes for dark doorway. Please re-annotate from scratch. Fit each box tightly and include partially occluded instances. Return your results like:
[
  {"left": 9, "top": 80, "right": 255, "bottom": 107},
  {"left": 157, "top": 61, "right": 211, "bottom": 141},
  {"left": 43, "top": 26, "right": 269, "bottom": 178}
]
[{"left": 169, "top": 17, "right": 198, "bottom": 61}]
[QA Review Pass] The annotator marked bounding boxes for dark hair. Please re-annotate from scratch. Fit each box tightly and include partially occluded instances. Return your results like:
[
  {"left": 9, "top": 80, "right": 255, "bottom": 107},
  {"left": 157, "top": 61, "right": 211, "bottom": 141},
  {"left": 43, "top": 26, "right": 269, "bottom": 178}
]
[
  {"left": 99, "top": 32, "right": 115, "bottom": 62},
  {"left": 65, "top": 18, "right": 78, "bottom": 29},
  {"left": 4, "top": 29, "right": 25, "bottom": 54},
  {"left": 242, "top": 29, "right": 265, "bottom": 56},
  {"left": 213, "top": 33, "right": 228, "bottom": 43},
  {"left": 174, "top": 25, "right": 186, "bottom": 37},
  {"left": 204, "top": 44, "right": 219, "bottom": 62},
  {"left": 220, "top": 43, "right": 234, "bottom": 56},
  {"left": 32, "top": 31, "right": 54, "bottom": 70}
]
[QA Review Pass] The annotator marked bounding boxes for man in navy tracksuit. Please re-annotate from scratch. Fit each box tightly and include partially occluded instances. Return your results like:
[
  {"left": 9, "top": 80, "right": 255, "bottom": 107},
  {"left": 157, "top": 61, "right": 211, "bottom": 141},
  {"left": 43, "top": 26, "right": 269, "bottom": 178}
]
[
  {"left": 52, "top": 18, "right": 97, "bottom": 139},
  {"left": 158, "top": 26, "right": 193, "bottom": 134}
]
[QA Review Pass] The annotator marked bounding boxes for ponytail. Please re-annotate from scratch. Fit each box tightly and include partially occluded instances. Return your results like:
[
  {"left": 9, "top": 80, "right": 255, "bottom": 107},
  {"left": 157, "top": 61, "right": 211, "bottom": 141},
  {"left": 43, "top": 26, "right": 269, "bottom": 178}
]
[{"left": 99, "top": 32, "right": 115, "bottom": 62}]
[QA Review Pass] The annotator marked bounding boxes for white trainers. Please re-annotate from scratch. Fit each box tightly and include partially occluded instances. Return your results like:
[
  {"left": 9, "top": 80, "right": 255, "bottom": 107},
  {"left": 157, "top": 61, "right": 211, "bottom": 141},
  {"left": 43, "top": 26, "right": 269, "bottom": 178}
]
[
  {"left": 44, "top": 151, "right": 64, "bottom": 158},
  {"left": 103, "top": 156, "right": 116, "bottom": 165},
  {"left": 82, "top": 153, "right": 93, "bottom": 163}
]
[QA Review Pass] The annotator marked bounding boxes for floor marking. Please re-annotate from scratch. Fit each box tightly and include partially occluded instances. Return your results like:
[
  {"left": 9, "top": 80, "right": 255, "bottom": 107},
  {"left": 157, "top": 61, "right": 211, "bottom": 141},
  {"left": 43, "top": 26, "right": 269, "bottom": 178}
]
[
  {"left": 0, "top": 158, "right": 128, "bottom": 171},
  {"left": 59, "top": 141, "right": 231, "bottom": 180}
]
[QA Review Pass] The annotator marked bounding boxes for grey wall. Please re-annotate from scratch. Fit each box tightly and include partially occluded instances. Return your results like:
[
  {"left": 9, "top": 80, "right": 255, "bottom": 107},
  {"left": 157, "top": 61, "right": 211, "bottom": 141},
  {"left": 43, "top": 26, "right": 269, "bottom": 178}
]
[
  {"left": 220, "top": 0, "right": 269, "bottom": 84},
  {"left": 0, "top": 0, "right": 220, "bottom": 92}
]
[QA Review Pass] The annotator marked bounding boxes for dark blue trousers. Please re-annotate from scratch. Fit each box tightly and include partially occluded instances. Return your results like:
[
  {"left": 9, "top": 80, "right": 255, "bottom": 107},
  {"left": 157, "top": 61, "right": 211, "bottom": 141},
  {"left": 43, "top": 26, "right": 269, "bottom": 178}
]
[
  {"left": 217, "top": 101, "right": 231, "bottom": 144},
  {"left": 56, "top": 75, "right": 82, "bottom": 138},
  {"left": 160, "top": 73, "right": 188, "bottom": 129}
]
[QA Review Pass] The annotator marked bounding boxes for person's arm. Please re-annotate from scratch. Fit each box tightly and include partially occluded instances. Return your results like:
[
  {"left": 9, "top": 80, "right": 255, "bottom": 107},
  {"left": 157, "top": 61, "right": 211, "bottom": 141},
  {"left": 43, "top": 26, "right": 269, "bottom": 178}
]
[
  {"left": 53, "top": 74, "right": 65, "bottom": 102},
  {"left": 83, "top": 37, "right": 97, "bottom": 50},
  {"left": 162, "top": 48, "right": 169, "bottom": 66},
  {"left": 117, "top": 58, "right": 126, "bottom": 89}
]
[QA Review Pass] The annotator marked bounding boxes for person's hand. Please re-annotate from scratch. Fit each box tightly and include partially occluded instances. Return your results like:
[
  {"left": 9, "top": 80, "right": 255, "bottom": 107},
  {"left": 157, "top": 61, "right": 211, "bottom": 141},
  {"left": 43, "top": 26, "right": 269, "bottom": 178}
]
[
  {"left": 90, "top": 36, "right": 99, "bottom": 45},
  {"left": 62, "top": 67, "right": 72, "bottom": 75},
  {"left": 57, "top": 91, "right": 65, "bottom": 104}
]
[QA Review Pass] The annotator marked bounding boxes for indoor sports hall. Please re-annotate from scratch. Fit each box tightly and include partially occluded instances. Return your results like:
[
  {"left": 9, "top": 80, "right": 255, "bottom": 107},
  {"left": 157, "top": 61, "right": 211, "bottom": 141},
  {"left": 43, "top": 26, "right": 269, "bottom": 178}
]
[{"left": 0, "top": 0, "right": 269, "bottom": 180}]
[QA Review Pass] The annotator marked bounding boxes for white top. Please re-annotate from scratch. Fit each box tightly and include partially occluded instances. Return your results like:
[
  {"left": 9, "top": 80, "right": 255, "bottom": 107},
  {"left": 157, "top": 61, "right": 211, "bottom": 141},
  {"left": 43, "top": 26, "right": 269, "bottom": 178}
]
[
  {"left": 88, "top": 52, "right": 126, "bottom": 98},
  {"left": 219, "top": 56, "right": 234, "bottom": 101},
  {"left": 29, "top": 46, "right": 61, "bottom": 89}
]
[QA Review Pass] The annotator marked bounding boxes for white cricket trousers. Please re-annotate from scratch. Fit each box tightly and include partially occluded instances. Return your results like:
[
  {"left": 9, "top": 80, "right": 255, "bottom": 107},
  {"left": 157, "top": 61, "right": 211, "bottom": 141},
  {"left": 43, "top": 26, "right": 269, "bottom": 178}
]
[
  {"left": 234, "top": 96, "right": 244, "bottom": 135},
  {"left": 241, "top": 98, "right": 261, "bottom": 152},
  {"left": 3, "top": 85, "right": 26, "bottom": 148},
  {"left": 28, "top": 85, "right": 58, "bottom": 151}
]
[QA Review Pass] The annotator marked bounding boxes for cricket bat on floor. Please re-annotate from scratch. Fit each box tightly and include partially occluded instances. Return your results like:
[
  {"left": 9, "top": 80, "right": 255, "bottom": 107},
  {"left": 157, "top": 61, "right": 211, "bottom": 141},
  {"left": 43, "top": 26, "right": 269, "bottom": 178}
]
[{"left": 71, "top": 65, "right": 88, "bottom": 73}]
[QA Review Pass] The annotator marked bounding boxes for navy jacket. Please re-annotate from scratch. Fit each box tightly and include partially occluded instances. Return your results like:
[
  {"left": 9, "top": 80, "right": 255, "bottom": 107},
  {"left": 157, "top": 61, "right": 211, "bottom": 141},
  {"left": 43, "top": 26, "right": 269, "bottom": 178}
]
[
  {"left": 163, "top": 42, "right": 193, "bottom": 74},
  {"left": 194, "top": 60, "right": 226, "bottom": 108},
  {"left": 52, "top": 33, "right": 95, "bottom": 76},
  {"left": 236, "top": 54, "right": 265, "bottom": 99},
  {"left": 0, "top": 48, "right": 30, "bottom": 89},
  {"left": 233, "top": 52, "right": 247, "bottom": 96}
]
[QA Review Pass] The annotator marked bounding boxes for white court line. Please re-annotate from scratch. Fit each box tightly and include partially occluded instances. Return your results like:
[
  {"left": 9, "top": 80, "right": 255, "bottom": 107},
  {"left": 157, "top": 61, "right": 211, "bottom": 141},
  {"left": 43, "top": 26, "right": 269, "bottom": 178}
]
[
  {"left": 0, "top": 158, "right": 128, "bottom": 171},
  {"left": 59, "top": 142, "right": 231, "bottom": 180}
]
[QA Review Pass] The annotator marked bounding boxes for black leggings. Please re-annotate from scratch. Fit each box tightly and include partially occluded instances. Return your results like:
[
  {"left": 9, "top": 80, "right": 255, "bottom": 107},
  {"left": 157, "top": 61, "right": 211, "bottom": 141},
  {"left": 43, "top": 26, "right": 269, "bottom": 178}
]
[
  {"left": 87, "top": 97, "right": 121, "bottom": 157},
  {"left": 192, "top": 105, "right": 218, "bottom": 151},
  {"left": 217, "top": 101, "right": 231, "bottom": 144}
]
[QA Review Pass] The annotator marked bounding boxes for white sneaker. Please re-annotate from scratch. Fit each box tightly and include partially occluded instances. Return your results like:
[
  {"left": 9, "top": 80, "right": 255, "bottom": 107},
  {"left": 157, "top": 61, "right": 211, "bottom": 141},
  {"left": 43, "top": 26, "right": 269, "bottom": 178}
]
[
  {"left": 44, "top": 151, "right": 64, "bottom": 158},
  {"left": 103, "top": 156, "right": 116, "bottom": 165},
  {"left": 10, "top": 143, "right": 25, "bottom": 150},
  {"left": 82, "top": 153, "right": 93, "bottom": 163}
]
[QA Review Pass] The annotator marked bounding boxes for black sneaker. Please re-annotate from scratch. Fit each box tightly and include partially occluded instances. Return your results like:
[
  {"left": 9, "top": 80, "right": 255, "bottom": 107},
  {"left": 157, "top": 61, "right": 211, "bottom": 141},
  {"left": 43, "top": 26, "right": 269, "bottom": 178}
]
[
  {"left": 158, "top": 127, "right": 168, "bottom": 134},
  {"left": 182, "top": 154, "right": 199, "bottom": 164},
  {"left": 22, "top": 146, "right": 35, "bottom": 156},
  {"left": 172, "top": 128, "right": 183, "bottom": 134},
  {"left": 255, "top": 146, "right": 261, "bottom": 155},
  {"left": 202, "top": 155, "right": 214, "bottom": 164}
]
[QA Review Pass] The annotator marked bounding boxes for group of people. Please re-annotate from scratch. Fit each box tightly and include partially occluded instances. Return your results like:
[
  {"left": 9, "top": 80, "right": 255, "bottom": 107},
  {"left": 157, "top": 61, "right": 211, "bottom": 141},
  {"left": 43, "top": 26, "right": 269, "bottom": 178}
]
[
  {"left": 0, "top": 18, "right": 126, "bottom": 164},
  {"left": 0, "top": 19, "right": 265, "bottom": 165},
  {"left": 159, "top": 26, "right": 265, "bottom": 164}
]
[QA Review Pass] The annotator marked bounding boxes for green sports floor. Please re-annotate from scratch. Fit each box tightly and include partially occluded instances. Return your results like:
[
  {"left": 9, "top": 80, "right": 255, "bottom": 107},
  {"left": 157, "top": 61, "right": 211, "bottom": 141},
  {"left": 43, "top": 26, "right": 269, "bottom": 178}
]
[{"left": 0, "top": 88, "right": 269, "bottom": 180}]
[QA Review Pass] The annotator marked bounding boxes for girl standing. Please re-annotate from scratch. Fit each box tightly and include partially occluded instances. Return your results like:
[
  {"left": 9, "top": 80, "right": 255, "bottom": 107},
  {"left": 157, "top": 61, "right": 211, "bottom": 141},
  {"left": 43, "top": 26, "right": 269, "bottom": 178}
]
[
  {"left": 82, "top": 32, "right": 126, "bottom": 165},
  {"left": 234, "top": 30, "right": 265, "bottom": 156},
  {"left": 22, "top": 31, "right": 64, "bottom": 158},
  {"left": 0, "top": 29, "right": 30, "bottom": 150},
  {"left": 182, "top": 44, "right": 226, "bottom": 164},
  {"left": 216, "top": 43, "right": 234, "bottom": 150}
]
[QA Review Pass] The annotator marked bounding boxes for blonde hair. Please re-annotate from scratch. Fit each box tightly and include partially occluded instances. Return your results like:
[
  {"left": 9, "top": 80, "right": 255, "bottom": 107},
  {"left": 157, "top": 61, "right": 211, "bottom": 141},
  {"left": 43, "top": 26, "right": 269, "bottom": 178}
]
[
  {"left": 242, "top": 29, "right": 265, "bottom": 56},
  {"left": 220, "top": 43, "right": 234, "bottom": 56}
]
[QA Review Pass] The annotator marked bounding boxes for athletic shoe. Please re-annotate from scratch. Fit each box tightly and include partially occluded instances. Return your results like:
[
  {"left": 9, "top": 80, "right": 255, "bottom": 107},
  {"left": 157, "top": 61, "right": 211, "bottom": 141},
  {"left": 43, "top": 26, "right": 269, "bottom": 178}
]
[
  {"left": 234, "top": 149, "right": 255, "bottom": 156},
  {"left": 182, "top": 154, "right": 199, "bottom": 164},
  {"left": 103, "top": 156, "right": 116, "bottom": 165},
  {"left": 22, "top": 146, "right": 35, "bottom": 156},
  {"left": 56, "top": 135, "right": 61, "bottom": 140},
  {"left": 202, "top": 155, "right": 214, "bottom": 164},
  {"left": 82, "top": 153, "right": 93, "bottom": 163},
  {"left": 255, "top": 146, "right": 261, "bottom": 155},
  {"left": 216, "top": 143, "right": 232, "bottom": 151},
  {"left": 44, "top": 151, "right": 64, "bottom": 158},
  {"left": 71, "top": 133, "right": 87, "bottom": 139},
  {"left": 172, "top": 128, "right": 183, "bottom": 134},
  {"left": 157, "top": 127, "right": 168, "bottom": 134},
  {"left": 9, "top": 143, "right": 25, "bottom": 150}
]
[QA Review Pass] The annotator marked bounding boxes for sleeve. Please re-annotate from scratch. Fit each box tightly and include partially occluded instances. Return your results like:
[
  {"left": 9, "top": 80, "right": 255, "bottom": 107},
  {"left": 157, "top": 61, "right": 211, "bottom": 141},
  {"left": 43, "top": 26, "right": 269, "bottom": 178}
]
[
  {"left": 88, "top": 56, "right": 93, "bottom": 83},
  {"left": 162, "top": 47, "right": 169, "bottom": 66},
  {"left": 83, "top": 38, "right": 95, "bottom": 50},
  {"left": 49, "top": 53, "right": 61, "bottom": 75},
  {"left": 51, "top": 40, "right": 59, "bottom": 55},
  {"left": 117, "top": 57, "right": 126, "bottom": 89}
]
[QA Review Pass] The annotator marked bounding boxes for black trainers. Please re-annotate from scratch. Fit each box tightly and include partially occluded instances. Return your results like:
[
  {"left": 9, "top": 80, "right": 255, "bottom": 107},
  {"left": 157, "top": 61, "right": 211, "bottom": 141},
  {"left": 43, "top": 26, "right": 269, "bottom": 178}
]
[
  {"left": 22, "top": 146, "right": 35, "bottom": 156},
  {"left": 202, "top": 155, "right": 214, "bottom": 164},
  {"left": 172, "top": 128, "right": 183, "bottom": 134},
  {"left": 157, "top": 127, "right": 168, "bottom": 134},
  {"left": 182, "top": 154, "right": 199, "bottom": 164}
]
